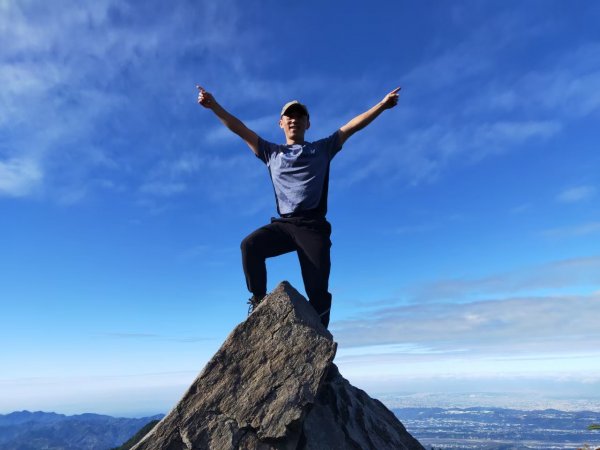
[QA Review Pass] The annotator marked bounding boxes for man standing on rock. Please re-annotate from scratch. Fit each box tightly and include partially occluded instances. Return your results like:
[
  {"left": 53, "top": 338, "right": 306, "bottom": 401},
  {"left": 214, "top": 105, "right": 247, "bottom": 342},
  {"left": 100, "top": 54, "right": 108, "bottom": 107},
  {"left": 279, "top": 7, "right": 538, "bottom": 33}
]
[{"left": 197, "top": 85, "right": 400, "bottom": 328}]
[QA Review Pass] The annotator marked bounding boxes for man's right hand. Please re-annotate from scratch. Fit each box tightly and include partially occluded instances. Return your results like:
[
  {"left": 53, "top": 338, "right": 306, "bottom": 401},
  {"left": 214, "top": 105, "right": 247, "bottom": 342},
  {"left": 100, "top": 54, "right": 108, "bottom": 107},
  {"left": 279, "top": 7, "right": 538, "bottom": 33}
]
[
  {"left": 197, "top": 85, "right": 216, "bottom": 109},
  {"left": 195, "top": 84, "right": 260, "bottom": 156}
]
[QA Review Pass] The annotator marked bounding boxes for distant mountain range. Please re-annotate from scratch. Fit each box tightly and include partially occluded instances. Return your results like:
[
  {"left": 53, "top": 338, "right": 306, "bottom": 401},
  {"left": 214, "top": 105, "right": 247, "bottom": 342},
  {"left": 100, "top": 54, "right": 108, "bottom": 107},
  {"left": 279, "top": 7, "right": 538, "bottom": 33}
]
[
  {"left": 0, "top": 410, "right": 162, "bottom": 450},
  {"left": 1, "top": 407, "right": 599, "bottom": 450}
]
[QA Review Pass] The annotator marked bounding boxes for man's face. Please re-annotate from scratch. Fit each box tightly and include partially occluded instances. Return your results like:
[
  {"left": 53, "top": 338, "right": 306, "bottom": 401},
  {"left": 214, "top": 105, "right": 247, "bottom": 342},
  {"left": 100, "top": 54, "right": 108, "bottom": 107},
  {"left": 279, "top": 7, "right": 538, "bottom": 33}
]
[{"left": 279, "top": 108, "right": 310, "bottom": 142}]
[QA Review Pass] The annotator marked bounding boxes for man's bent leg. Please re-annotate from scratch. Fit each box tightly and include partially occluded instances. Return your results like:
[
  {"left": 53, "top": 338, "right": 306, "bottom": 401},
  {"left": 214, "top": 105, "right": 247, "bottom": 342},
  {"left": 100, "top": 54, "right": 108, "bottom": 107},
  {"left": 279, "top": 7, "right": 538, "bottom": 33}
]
[
  {"left": 240, "top": 222, "right": 295, "bottom": 298},
  {"left": 295, "top": 220, "right": 333, "bottom": 328}
]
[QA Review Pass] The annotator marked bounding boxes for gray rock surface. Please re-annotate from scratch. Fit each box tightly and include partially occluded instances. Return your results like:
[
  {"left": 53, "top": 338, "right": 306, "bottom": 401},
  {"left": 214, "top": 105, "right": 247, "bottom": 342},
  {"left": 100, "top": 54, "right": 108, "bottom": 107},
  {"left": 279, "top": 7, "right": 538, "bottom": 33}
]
[
  {"left": 132, "top": 281, "right": 424, "bottom": 450},
  {"left": 301, "top": 364, "right": 424, "bottom": 449}
]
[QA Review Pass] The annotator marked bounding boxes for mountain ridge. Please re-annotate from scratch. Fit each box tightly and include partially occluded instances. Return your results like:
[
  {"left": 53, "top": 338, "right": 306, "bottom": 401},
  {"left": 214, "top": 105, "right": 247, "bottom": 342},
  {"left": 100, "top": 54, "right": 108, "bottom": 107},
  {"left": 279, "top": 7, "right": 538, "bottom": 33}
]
[{"left": 0, "top": 410, "right": 163, "bottom": 450}]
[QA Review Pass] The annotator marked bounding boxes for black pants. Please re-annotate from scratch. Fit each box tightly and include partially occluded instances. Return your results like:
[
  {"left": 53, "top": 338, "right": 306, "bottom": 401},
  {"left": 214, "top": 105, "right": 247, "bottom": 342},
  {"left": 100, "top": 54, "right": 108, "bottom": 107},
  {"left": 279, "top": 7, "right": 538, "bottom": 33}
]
[{"left": 240, "top": 217, "right": 332, "bottom": 328}]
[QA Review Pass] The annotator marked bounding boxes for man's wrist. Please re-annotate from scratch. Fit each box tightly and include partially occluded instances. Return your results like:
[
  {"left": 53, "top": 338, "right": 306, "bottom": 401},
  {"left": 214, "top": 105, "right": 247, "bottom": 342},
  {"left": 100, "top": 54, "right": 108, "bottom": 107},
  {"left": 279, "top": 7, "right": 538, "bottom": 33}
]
[{"left": 211, "top": 102, "right": 225, "bottom": 114}]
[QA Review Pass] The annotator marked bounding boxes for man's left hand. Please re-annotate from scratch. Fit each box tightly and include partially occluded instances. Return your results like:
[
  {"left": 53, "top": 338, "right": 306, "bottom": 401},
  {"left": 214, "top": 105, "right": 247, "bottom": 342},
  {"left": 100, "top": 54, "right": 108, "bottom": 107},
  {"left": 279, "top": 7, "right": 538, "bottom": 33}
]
[{"left": 381, "top": 87, "right": 401, "bottom": 109}]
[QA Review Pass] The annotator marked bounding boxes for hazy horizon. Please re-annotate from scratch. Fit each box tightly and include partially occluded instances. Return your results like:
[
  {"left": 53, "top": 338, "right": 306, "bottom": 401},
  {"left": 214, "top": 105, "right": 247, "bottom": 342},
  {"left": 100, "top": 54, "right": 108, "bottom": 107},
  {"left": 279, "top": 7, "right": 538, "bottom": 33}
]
[{"left": 3, "top": 388, "right": 600, "bottom": 419}]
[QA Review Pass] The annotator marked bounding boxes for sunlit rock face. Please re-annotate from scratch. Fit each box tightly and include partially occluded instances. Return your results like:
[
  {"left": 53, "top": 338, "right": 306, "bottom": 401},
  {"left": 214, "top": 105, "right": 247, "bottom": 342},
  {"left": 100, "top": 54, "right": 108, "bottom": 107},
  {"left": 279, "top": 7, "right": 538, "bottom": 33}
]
[{"left": 132, "top": 281, "right": 424, "bottom": 450}]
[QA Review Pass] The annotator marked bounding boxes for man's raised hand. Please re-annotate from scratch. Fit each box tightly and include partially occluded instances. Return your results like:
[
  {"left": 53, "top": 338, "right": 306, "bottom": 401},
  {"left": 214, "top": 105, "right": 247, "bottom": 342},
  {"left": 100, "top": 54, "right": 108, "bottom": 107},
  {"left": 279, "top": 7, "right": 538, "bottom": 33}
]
[
  {"left": 197, "top": 85, "right": 216, "bottom": 109},
  {"left": 381, "top": 87, "right": 401, "bottom": 109}
]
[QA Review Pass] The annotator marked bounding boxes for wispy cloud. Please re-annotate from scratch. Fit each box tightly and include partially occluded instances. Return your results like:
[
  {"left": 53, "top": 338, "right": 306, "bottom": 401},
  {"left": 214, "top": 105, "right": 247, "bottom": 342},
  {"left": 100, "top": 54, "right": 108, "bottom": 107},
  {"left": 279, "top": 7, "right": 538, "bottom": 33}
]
[
  {"left": 0, "top": 157, "right": 43, "bottom": 197},
  {"left": 332, "top": 17, "right": 598, "bottom": 187},
  {"left": 409, "top": 256, "right": 600, "bottom": 303},
  {"left": 333, "top": 292, "right": 600, "bottom": 356},
  {"left": 175, "top": 243, "right": 238, "bottom": 267},
  {"left": 400, "top": 120, "right": 561, "bottom": 184},
  {"left": 204, "top": 115, "right": 277, "bottom": 145},
  {"left": 465, "top": 43, "right": 600, "bottom": 120},
  {"left": 100, "top": 332, "right": 161, "bottom": 340},
  {"left": 542, "top": 221, "right": 600, "bottom": 239},
  {"left": 137, "top": 148, "right": 271, "bottom": 216},
  {"left": 98, "top": 332, "right": 214, "bottom": 343},
  {"left": 0, "top": 0, "right": 249, "bottom": 202},
  {"left": 557, "top": 185, "right": 596, "bottom": 203},
  {"left": 3, "top": 2, "right": 596, "bottom": 203},
  {"left": 139, "top": 181, "right": 186, "bottom": 197},
  {"left": 332, "top": 256, "right": 600, "bottom": 372},
  {"left": 510, "top": 203, "right": 532, "bottom": 214},
  {"left": 393, "top": 224, "right": 438, "bottom": 235}
]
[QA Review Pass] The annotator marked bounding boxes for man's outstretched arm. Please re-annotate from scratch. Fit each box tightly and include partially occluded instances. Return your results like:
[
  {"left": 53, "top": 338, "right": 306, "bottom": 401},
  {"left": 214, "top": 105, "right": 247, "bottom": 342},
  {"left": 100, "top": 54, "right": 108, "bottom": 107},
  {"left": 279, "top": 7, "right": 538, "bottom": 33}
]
[
  {"left": 338, "top": 87, "right": 400, "bottom": 146},
  {"left": 197, "top": 85, "right": 260, "bottom": 156}
]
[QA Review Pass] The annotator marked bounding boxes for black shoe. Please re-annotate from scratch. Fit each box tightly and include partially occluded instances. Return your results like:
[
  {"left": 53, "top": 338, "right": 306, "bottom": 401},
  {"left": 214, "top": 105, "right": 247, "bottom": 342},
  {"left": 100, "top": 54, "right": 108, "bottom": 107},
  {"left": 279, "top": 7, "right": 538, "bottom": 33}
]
[{"left": 247, "top": 294, "right": 264, "bottom": 316}]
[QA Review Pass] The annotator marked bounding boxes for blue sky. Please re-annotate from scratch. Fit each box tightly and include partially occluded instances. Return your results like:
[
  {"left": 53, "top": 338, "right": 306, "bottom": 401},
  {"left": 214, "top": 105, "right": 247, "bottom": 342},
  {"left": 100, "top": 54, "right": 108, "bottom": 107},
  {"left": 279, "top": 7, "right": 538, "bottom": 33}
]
[{"left": 1, "top": 0, "right": 599, "bottom": 417}]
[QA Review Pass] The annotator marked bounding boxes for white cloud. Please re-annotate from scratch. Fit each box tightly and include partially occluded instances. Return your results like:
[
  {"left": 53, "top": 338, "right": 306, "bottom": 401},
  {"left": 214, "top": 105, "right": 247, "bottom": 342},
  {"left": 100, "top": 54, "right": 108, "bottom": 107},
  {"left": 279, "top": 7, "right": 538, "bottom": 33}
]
[
  {"left": 139, "top": 181, "right": 186, "bottom": 197},
  {"left": 2, "top": 1, "right": 595, "bottom": 203},
  {"left": 0, "top": 157, "right": 43, "bottom": 197},
  {"left": 471, "top": 120, "right": 561, "bottom": 150},
  {"left": 393, "top": 224, "right": 437, "bottom": 235},
  {"left": 330, "top": 22, "right": 598, "bottom": 188},
  {"left": 137, "top": 150, "right": 268, "bottom": 211},
  {"left": 401, "top": 13, "right": 511, "bottom": 91},
  {"left": 466, "top": 42, "right": 600, "bottom": 119},
  {"left": 204, "top": 115, "right": 277, "bottom": 145},
  {"left": 410, "top": 256, "right": 600, "bottom": 302},
  {"left": 542, "top": 221, "right": 600, "bottom": 238},
  {"left": 510, "top": 203, "right": 532, "bottom": 214},
  {"left": 334, "top": 89, "right": 563, "bottom": 187},
  {"left": 0, "top": 0, "right": 249, "bottom": 202},
  {"left": 409, "top": 119, "right": 561, "bottom": 170},
  {"left": 557, "top": 185, "right": 596, "bottom": 203},
  {"left": 331, "top": 257, "right": 600, "bottom": 370},
  {"left": 333, "top": 292, "right": 600, "bottom": 356},
  {"left": 97, "top": 332, "right": 215, "bottom": 343}
]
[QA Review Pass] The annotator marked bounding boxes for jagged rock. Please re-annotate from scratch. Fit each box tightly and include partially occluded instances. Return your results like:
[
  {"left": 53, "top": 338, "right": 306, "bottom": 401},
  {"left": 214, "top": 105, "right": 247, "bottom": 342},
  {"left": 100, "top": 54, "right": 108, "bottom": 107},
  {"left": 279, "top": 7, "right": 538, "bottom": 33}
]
[
  {"left": 301, "top": 364, "right": 424, "bottom": 449},
  {"left": 132, "top": 281, "right": 424, "bottom": 450}
]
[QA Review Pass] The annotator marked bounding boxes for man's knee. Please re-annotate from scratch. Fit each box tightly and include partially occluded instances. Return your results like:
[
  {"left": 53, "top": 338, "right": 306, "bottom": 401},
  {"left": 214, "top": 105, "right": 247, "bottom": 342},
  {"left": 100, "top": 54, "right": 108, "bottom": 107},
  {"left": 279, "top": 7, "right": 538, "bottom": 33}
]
[
  {"left": 240, "top": 235, "right": 249, "bottom": 252},
  {"left": 241, "top": 233, "right": 262, "bottom": 258},
  {"left": 240, "top": 235, "right": 252, "bottom": 256},
  {"left": 241, "top": 229, "right": 259, "bottom": 248}
]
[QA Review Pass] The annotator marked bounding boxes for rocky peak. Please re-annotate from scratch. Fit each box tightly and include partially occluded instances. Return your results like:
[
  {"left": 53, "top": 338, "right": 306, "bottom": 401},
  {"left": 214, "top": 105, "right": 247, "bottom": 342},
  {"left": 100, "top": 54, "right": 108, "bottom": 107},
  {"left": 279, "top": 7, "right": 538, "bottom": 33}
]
[{"left": 132, "top": 281, "right": 424, "bottom": 450}]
